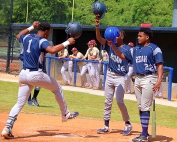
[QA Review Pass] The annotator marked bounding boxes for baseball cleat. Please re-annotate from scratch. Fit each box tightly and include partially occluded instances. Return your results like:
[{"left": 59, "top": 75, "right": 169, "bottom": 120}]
[
  {"left": 97, "top": 126, "right": 109, "bottom": 134},
  {"left": 1, "top": 127, "right": 14, "bottom": 139},
  {"left": 62, "top": 112, "right": 79, "bottom": 122},
  {"left": 122, "top": 124, "right": 132, "bottom": 135},
  {"left": 28, "top": 100, "right": 32, "bottom": 106},
  {"left": 32, "top": 98, "right": 39, "bottom": 107},
  {"left": 87, "top": 86, "right": 93, "bottom": 89},
  {"left": 132, "top": 135, "right": 149, "bottom": 142},
  {"left": 93, "top": 87, "right": 99, "bottom": 90}
]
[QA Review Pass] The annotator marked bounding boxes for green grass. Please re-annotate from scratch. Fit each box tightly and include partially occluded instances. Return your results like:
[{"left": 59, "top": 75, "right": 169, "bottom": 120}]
[{"left": 0, "top": 81, "right": 177, "bottom": 128}]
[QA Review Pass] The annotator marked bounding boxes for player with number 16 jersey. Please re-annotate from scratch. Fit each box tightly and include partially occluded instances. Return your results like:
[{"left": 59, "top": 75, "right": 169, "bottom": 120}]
[{"left": 95, "top": 17, "right": 133, "bottom": 136}]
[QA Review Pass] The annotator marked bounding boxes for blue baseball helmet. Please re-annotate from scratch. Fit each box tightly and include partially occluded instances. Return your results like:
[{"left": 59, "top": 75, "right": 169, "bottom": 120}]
[
  {"left": 92, "top": 1, "right": 107, "bottom": 19},
  {"left": 104, "top": 27, "right": 120, "bottom": 44},
  {"left": 65, "top": 22, "right": 82, "bottom": 39}
]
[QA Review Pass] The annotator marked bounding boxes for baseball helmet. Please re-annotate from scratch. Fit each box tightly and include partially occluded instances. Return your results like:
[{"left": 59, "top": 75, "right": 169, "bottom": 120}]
[
  {"left": 104, "top": 27, "right": 120, "bottom": 44},
  {"left": 92, "top": 1, "right": 107, "bottom": 19},
  {"left": 65, "top": 22, "right": 82, "bottom": 39}
]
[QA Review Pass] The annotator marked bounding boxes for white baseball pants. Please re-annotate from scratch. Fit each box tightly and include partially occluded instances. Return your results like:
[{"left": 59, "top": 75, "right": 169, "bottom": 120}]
[
  {"left": 61, "top": 61, "right": 73, "bottom": 84},
  {"left": 8, "top": 69, "right": 69, "bottom": 119}
]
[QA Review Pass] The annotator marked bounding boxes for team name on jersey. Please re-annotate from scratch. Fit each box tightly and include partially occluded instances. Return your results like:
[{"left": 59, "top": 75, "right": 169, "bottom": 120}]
[
  {"left": 136, "top": 56, "right": 147, "bottom": 63},
  {"left": 110, "top": 53, "right": 122, "bottom": 63}
]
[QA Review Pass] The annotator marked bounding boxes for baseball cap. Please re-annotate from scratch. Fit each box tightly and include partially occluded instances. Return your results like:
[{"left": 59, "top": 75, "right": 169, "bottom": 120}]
[
  {"left": 87, "top": 39, "right": 97, "bottom": 45},
  {"left": 71, "top": 47, "right": 78, "bottom": 51},
  {"left": 128, "top": 42, "right": 134, "bottom": 47}
]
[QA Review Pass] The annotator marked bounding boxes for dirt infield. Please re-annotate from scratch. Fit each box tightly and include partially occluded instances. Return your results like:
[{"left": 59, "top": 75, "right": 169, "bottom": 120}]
[{"left": 0, "top": 113, "right": 177, "bottom": 142}]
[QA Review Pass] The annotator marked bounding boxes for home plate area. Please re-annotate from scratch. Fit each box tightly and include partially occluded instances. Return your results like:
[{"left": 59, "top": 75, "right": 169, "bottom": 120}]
[{"left": 0, "top": 113, "right": 176, "bottom": 142}]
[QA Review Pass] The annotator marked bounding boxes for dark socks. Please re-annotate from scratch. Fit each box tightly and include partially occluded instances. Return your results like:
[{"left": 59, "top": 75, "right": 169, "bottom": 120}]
[
  {"left": 28, "top": 94, "right": 31, "bottom": 101},
  {"left": 125, "top": 121, "right": 131, "bottom": 125},
  {"left": 104, "top": 120, "right": 109, "bottom": 127},
  {"left": 33, "top": 89, "right": 39, "bottom": 99},
  {"left": 140, "top": 110, "right": 150, "bottom": 137}
]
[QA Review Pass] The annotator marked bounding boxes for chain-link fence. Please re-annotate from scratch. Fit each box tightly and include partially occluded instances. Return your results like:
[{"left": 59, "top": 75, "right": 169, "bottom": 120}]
[
  {"left": 0, "top": 26, "right": 22, "bottom": 73},
  {"left": 0, "top": 26, "right": 8, "bottom": 58}
]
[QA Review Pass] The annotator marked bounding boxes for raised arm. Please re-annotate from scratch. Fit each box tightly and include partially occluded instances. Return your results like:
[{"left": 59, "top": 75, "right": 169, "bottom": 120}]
[
  {"left": 94, "top": 18, "right": 106, "bottom": 46},
  {"left": 46, "top": 38, "right": 75, "bottom": 54},
  {"left": 107, "top": 41, "right": 127, "bottom": 60},
  {"left": 16, "top": 21, "right": 39, "bottom": 40}
]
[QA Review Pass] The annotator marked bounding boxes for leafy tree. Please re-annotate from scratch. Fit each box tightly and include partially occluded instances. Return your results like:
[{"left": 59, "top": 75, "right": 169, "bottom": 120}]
[
  {"left": 0, "top": 0, "right": 174, "bottom": 27},
  {"left": 0, "top": 0, "right": 11, "bottom": 26},
  {"left": 131, "top": 0, "right": 173, "bottom": 27}
]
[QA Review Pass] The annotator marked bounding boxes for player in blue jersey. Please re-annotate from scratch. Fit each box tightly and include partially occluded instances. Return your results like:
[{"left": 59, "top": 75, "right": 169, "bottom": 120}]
[
  {"left": 131, "top": 27, "right": 163, "bottom": 142},
  {"left": 1, "top": 21, "right": 79, "bottom": 139},
  {"left": 94, "top": 18, "right": 133, "bottom": 135},
  {"left": 20, "top": 52, "right": 42, "bottom": 107},
  {"left": 104, "top": 27, "right": 163, "bottom": 142}
]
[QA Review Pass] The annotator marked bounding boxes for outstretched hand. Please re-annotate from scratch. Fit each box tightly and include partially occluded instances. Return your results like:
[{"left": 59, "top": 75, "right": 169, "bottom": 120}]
[{"left": 67, "top": 38, "right": 75, "bottom": 45}]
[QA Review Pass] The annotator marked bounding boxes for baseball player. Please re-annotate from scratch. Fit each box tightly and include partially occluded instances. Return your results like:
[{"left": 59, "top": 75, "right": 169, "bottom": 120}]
[
  {"left": 124, "top": 42, "right": 134, "bottom": 93},
  {"left": 28, "top": 86, "right": 41, "bottom": 106},
  {"left": 94, "top": 18, "right": 133, "bottom": 135},
  {"left": 82, "top": 40, "right": 100, "bottom": 89},
  {"left": 1, "top": 21, "right": 79, "bottom": 139},
  {"left": 69, "top": 47, "right": 88, "bottom": 87},
  {"left": 58, "top": 48, "right": 73, "bottom": 85},
  {"left": 107, "top": 27, "right": 164, "bottom": 142},
  {"left": 100, "top": 49, "right": 109, "bottom": 75},
  {"left": 131, "top": 27, "right": 163, "bottom": 142}
]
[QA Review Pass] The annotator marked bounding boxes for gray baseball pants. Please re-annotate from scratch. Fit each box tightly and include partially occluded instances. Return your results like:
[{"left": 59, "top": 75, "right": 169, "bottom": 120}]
[
  {"left": 8, "top": 69, "right": 69, "bottom": 119},
  {"left": 134, "top": 75, "right": 157, "bottom": 111},
  {"left": 103, "top": 70, "right": 130, "bottom": 122}
]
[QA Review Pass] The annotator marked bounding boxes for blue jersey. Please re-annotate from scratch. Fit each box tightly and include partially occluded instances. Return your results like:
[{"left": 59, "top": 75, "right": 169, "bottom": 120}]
[
  {"left": 19, "top": 34, "right": 51, "bottom": 71},
  {"left": 104, "top": 42, "right": 132, "bottom": 75},
  {"left": 132, "top": 43, "right": 164, "bottom": 74}
]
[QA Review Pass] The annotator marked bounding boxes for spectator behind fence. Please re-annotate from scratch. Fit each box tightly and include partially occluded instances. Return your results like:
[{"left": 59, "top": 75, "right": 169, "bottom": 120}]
[
  {"left": 58, "top": 48, "right": 73, "bottom": 85},
  {"left": 100, "top": 49, "right": 108, "bottom": 75},
  {"left": 69, "top": 47, "right": 88, "bottom": 87},
  {"left": 82, "top": 39, "right": 100, "bottom": 89}
]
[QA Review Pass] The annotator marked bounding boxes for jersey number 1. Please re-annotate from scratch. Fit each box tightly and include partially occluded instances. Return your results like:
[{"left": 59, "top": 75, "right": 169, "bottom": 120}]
[{"left": 27, "top": 39, "right": 32, "bottom": 53}]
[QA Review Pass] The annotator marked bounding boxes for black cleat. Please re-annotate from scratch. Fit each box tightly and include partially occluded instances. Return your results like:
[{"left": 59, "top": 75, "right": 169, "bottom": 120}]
[
  {"left": 32, "top": 98, "right": 39, "bottom": 107},
  {"left": 132, "top": 135, "right": 149, "bottom": 142}
]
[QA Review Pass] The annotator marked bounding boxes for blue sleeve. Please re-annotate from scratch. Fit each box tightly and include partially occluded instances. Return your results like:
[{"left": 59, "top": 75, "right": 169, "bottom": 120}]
[
  {"left": 19, "top": 34, "right": 26, "bottom": 43},
  {"left": 41, "top": 41, "right": 51, "bottom": 52},
  {"left": 155, "top": 53, "right": 164, "bottom": 64},
  {"left": 149, "top": 44, "right": 163, "bottom": 64},
  {"left": 19, "top": 54, "right": 24, "bottom": 61},
  {"left": 123, "top": 46, "right": 133, "bottom": 64}
]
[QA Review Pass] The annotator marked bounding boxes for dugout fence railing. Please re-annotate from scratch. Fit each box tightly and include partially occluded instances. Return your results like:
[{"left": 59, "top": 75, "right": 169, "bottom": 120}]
[
  {"left": 45, "top": 56, "right": 108, "bottom": 90},
  {"left": 163, "top": 66, "right": 174, "bottom": 101},
  {"left": 45, "top": 56, "right": 174, "bottom": 101}
]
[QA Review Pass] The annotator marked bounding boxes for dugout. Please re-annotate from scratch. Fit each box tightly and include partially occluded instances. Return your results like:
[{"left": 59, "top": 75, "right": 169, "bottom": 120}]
[{"left": 12, "top": 23, "right": 177, "bottom": 83}]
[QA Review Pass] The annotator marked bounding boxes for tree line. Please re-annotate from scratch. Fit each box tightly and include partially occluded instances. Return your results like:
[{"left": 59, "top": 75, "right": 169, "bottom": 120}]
[{"left": 0, "top": 0, "right": 174, "bottom": 27}]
